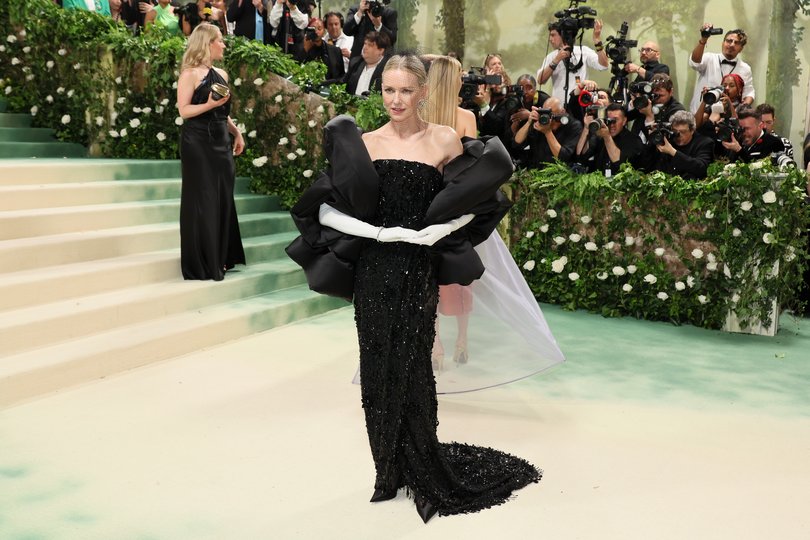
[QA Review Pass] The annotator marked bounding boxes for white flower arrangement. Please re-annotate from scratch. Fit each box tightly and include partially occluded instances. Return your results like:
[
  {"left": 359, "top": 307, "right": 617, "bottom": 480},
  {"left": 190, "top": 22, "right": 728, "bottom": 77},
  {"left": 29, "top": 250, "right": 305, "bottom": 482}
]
[
  {"left": 10, "top": 57, "right": 20, "bottom": 65},
  {"left": 612, "top": 266, "right": 625, "bottom": 276},
  {"left": 707, "top": 252, "right": 716, "bottom": 263},
  {"left": 45, "top": 95, "right": 53, "bottom": 103},
  {"left": 553, "top": 236, "right": 566, "bottom": 245},
  {"left": 286, "top": 152, "right": 297, "bottom": 160},
  {"left": 46, "top": 60, "right": 54, "bottom": 69},
  {"left": 303, "top": 169, "right": 313, "bottom": 178},
  {"left": 643, "top": 273, "right": 657, "bottom": 284},
  {"left": 288, "top": 125, "right": 297, "bottom": 134},
  {"left": 622, "top": 284, "right": 633, "bottom": 292},
  {"left": 674, "top": 281, "right": 686, "bottom": 291},
  {"left": 762, "top": 233, "right": 774, "bottom": 244},
  {"left": 57, "top": 86, "right": 65, "bottom": 94},
  {"left": 61, "top": 114, "right": 70, "bottom": 124},
  {"left": 657, "top": 292, "right": 669, "bottom": 300},
  {"left": 568, "top": 272, "right": 580, "bottom": 281},
  {"left": 732, "top": 228, "right": 742, "bottom": 237},
  {"left": 740, "top": 201, "right": 753, "bottom": 211},
  {"left": 627, "top": 265, "right": 637, "bottom": 274},
  {"left": 697, "top": 295, "right": 708, "bottom": 304},
  {"left": 525, "top": 231, "right": 535, "bottom": 238},
  {"left": 156, "top": 132, "right": 166, "bottom": 141},
  {"left": 58, "top": 48, "right": 67, "bottom": 56},
  {"left": 546, "top": 209, "right": 557, "bottom": 218},
  {"left": 108, "top": 130, "right": 119, "bottom": 138},
  {"left": 691, "top": 248, "right": 704, "bottom": 259},
  {"left": 22, "top": 46, "right": 30, "bottom": 53},
  {"left": 550, "top": 256, "right": 568, "bottom": 273},
  {"left": 175, "top": 117, "right": 183, "bottom": 126},
  {"left": 7, "top": 35, "right": 17, "bottom": 43},
  {"left": 142, "top": 107, "right": 152, "bottom": 114},
  {"left": 539, "top": 224, "right": 549, "bottom": 233},
  {"left": 296, "top": 148, "right": 306, "bottom": 156},
  {"left": 706, "top": 262, "right": 717, "bottom": 271},
  {"left": 278, "top": 137, "right": 288, "bottom": 145},
  {"left": 120, "top": 128, "right": 127, "bottom": 136},
  {"left": 584, "top": 242, "right": 597, "bottom": 251},
  {"left": 568, "top": 233, "right": 581, "bottom": 243},
  {"left": 252, "top": 156, "right": 268, "bottom": 167},
  {"left": 523, "top": 260, "right": 536, "bottom": 271},
  {"left": 129, "top": 118, "right": 141, "bottom": 128}
]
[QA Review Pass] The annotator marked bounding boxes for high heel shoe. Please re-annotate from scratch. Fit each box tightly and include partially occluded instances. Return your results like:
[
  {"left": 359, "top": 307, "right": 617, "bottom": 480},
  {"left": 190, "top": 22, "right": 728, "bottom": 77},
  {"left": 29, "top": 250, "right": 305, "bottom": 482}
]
[
  {"left": 415, "top": 494, "right": 438, "bottom": 523},
  {"left": 453, "top": 345, "right": 468, "bottom": 365},
  {"left": 370, "top": 487, "right": 397, "bottom": 503},
  {"left": 431, "top": 350, "right": 444, "bottom": 373}
]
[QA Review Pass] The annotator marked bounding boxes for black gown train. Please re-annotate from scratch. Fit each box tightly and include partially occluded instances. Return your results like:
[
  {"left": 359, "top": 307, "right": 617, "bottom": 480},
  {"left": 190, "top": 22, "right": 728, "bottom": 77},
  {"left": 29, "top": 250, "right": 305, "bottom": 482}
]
[
  {"left": 180, "top": 67, "right": 245, "bottom": 281},
  {"left": 287, "top": 116, "right": 540, "bottom": 516}
]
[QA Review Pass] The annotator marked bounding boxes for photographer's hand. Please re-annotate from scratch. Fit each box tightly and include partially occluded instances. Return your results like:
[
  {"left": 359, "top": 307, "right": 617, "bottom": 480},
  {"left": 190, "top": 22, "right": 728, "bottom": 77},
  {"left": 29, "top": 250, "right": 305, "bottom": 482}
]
[
  {"left": 721, "top": 132, "right": 742, "bottom": 153},
  {"left": 691, "top": 24, "right": 712, "bottom": 63},
  {"left": 358, "top": 0, "right": 368, "bottom": 15},
  {"left": 657, "top": 137, "right": 676, "bottom": 156},
  {"left": 510, "top": 109, "right": 530, "bottom": 125},
  {"left": 369, "top": 12, "right": 382, "bottom": 29},
  {"left": 593, "top": 19, "right": 603, "bottom": 42}
]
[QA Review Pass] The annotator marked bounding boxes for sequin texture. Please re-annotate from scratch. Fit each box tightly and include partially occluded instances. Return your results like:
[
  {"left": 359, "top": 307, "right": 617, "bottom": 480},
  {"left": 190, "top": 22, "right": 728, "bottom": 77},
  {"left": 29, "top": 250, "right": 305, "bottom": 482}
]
[{"left": 353, "top": 159, "right": 541, "bottom": 516}]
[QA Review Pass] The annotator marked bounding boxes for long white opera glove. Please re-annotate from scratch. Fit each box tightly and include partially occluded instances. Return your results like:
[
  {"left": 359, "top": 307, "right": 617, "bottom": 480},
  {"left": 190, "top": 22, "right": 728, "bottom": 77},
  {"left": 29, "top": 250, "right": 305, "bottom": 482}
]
[
  {"left": 408, "top": 214, "right": 475, "bottom": 246},
  {"left": 318, "top": 204, "right": 421, "bottom": 242}
]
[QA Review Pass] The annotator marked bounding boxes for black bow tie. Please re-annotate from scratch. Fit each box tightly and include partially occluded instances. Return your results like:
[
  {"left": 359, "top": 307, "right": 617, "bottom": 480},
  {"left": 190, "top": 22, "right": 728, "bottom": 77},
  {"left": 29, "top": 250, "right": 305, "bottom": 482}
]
[{"left": 721, "top": 59, "right": 737, "bottom": 66}]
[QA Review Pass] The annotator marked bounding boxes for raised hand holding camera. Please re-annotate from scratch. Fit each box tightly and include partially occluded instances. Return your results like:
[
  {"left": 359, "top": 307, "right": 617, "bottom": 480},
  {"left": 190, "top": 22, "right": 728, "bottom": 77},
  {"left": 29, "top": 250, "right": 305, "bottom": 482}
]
[{"left": 700, "top": 23, "right": 723, "bottom": 40}]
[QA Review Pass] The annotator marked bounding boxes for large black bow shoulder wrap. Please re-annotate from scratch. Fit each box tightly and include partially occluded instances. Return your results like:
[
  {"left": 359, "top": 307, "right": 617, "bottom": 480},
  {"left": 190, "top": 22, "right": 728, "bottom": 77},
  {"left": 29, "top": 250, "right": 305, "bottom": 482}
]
[{"left": 285, "top": 115, "right": 513, "bottom": 301}]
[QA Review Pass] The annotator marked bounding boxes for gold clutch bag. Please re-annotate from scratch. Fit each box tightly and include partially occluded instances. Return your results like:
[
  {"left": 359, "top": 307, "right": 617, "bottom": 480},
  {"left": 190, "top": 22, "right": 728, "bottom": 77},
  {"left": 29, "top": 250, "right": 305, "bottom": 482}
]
[{"left": 210, "top": 82, "right": 230, "bottom": 100}]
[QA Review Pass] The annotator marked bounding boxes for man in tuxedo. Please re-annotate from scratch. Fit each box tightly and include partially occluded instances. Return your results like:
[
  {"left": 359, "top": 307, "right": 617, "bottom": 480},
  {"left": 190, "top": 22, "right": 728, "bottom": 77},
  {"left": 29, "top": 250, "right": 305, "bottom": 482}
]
[
  {"left": 344, "top": 31, "right": 390, "bottom": 96},
  {"left": 324, "top": 11, "right": 353, "bottom": 72},
  {"left": 228, "top": 0, "right": 268, "bottom": 41},
  {"left": 343, "top": 0, "right": 397, "bottom": 59},
  {"left": 293, "top": 18, "right": 345, "bottom": 85},
  {"left": 688, "top": 25, "right": 754, "bottom": 113},
  {"left": 722, "top": 106, "right": 786, "bottom": 163}
]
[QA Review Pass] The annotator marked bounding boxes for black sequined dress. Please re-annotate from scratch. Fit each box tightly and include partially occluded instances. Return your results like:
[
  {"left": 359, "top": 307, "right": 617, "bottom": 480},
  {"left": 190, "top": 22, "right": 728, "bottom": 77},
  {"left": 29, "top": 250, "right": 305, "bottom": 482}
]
[
  {"left": 353, "top": 159, "right": 540, "bottom": 516},
  {"left": 179, "top": 67, "right": 245, "bottom": 281}
]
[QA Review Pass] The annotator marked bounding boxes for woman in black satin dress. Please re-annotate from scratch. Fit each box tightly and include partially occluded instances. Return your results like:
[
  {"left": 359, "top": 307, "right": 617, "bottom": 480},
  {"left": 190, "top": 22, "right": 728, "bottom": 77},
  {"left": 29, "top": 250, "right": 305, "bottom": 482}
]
[
  {"left": 177, "top": 23, "right": 245, "bottom": 281},
  {"left": 287, "top": 55, "right": 540, "bottom": 523}
]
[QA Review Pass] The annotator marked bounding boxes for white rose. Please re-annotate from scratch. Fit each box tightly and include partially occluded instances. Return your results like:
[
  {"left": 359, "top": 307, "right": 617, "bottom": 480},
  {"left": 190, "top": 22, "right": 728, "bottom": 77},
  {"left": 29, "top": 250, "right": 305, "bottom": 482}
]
[
  {"left": 622, "top": 284, "right": 633, "bottom": 293},
  {"left": 57, "top": 86, "right": 65, "bottom": 94},
  {"left": 156, "top": 132, "right": 166, "bottom": 141},
  {"left": 287, "top": 152, "right": 297, "bottom": 160},
  {"left": 278, "top": 137, "right": 288, "bottom": 145},
  {"left": 11, "top": 57, "right": 20, "bottom": 65},
  {"left": 25, "top": 74, "right": 33, "bottom": 81},
  {"left": 108, "top": 130, "right": 119, "bottom": 138},
  {"left": 705, "top": 209, "right": 714, "bottom": 219},
  {"left": 308, "top": 120, "right": 316, "bottom": 128},
  {"left": 568, "top": 272, "right": 580, "bottom": 281},
  {"left": 66, "top": 89, "right": 75, "bottom": 98},
  {"left": 160, "top": 98, "right": 169, "bottom": 106},
  {"left": 731, "top": 293, "right": 740, "bottom": 304},
  {"left": 785, "top": 246, "right": 796, "bottom": 262},
  {"left": 643, "top": 274, "right": 657, "bottom": 284},
  {"left": 58, "top": 48, "right": 67, "bottom": 56},
  {"left": 142, "top": 107, "right": 151, "bottom": 114},
  {"left": 625, "top": 236, "right": 635, "bottom": 246},
  {"left": 129, "top": 118, "right": 140, "bottom": 128},
  {"left": 698, "top": 295, "right": 708, "bottom": 305},
  {"left": 550, "top": 256, "right": 568, "bottom": 273},
  {"left": 740, "top": 201, "right": 753, "bottom": 211},
  {"left": 580, "top": 215, "right": 591, "bottom": 224},
  {"left": 612, "top": 266, "right": 626, "bottom": 276},
  {"left": 175, "top": 117, "right": 183, "bottom": 125},
  {"left": 238, "top": 123, "right": 247, "bottom": 134},
  {"left": 723, "top": 264, "right": 732, "bottom": 278},
  {"left": 115, "top": 76, "right": 123, "bottom": 84},
  {"left": 45, "top": 95, "right": 53, "bottom": 103},
  {"left": 523, "top": 260, "right": 536, "bottom": 271},
  {"left": 546, "top": 209, "right": 557, "bottom": 218},
  {"left": 657, "top": 292, "right": 669, "bottom": 301},
  {"left": 117, "top": 97, "right": 126, "bottom": 104},
  {"left": 627, "top": 265, "right": 637, "bottom": 274},
  {"left": 46, "top": 60, "right": 54, "bottom": 69},
  {"left": 247, "top": 130, "right": 257, "bottom": 138},
  {"left": 30, "top": 105, "right": 38, "bottom": 116},
  {"left": 762, "top": 233, "right": 774, "bottom": 244},
  {"left": 61, "top": 114, "right": 71, "bottom": 124},
  {"left": 568, "top": 233, "right": 581, "bottom": 243},
  {"left": 763, "top": 218, "right": 774, "bottom": 228},
  {"left": 73, "top": 63, "right": 81, "bottom": 70},
  {"left": 22, "top": 46, "right": 30, "bottom": 53},
  {"left": 706, "top": 262, "right": 718, "bottom": 271},
  {"left": 19, "top": 30, "right": 25, "bottom": 36},
  {"left": 687, "top": 276, "right": 695, "bottom": 288},
  {"left": 0, "top": 44, "right": 4, "bottom": 52},
  {"left": 288, "top": 125, "right": 297, "bottom": 134},
  {"left": 95, "top": 116, "right": 103, "bottom": 126},
  {"left": 253, "top": 78, "right": 264, "bottom": 86},
  {"left": 691, "top": 248, "right": 704, "bottom": 259},
  {"left": 234, "top": 78, "right": 241, "bottom": 86},
  {"left": 4, "top": 86, "right": 11, "bottom": 95},
  {"left": 172, "top": 81, "right": 177, "bottom": 89},
  {"left": 525, "top": 231, "right": 535, "bottom": 238},
  {"left": 585, "top": 242, "right": 597, "bottom": 251},
  {"left": 553, "top": 236, "right": 566, "bottom": 245},
  {"left": 252, "top": 156, "right": 268, "bottom": 167},
  {"left": 707, "top": 252, "right": 716, "bottom": 263},
  {"left": 303, "top": 169, "right": 313, "bottom": 178},
  {"left": 296, "top": 148, "right": 306, "bottom": 156},
  {"left": 596, "top": 272, "right": 608, "bottom": 280},
  {"left": 539, "top": 224, "right": 549, "bottom": 233},
  {"left": 750, "top": 160, "right": 765, "bottom": 170},
  {"left": 120, "top": 128, "right": 127, "bottom": 137},
  {"left": 155, "top": 106, "right": 164, "bottom": 114},
  {"left": 654, "top": 247, "right": 665, "bottom": 256},
  {"left": 732, "top": 228, "right": 742, "bottom": 237},
  {"left": 675, "top": 281, "right": 686, "bottom": 291},
  {"left": 274, "top": 94, "right": 283, "bottom": 103},
  {"left": 6, "top": 35, "right": 17, "bottom": 43},
  {"left": 604, "top": 241, "right": 615, "bottom": 250}
]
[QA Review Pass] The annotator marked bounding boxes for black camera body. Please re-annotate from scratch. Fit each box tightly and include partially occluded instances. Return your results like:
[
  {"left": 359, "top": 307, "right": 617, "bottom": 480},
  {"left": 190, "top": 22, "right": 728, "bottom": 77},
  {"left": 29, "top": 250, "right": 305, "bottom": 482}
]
[
  {"left": 605, "top": 22, "right": 637, "bottom": 66},
  {"left": 304, "top": 26, "right": 318, "bottom": 41},
  {"left": 716, "top": 117, "right": 743, "bottom": 143},
  {"left": 368, "top": 0, "right": 391, "bottom": 17},
  {"left": 584, "top": 104, "right": 602, "bottom": 116},
  {"left": 701, "top": 26, "right": 724, "bottom": 38},
  {"left": 536, "top": 108, "right": 569, "bottom": 126},
  {"left": 459, "top": 68, "right": 502, "bottom": 101},
  {"left": 552, "top": 1, "right": 597, "bottom": 45},
  {"left": 504, "top": 84, "right": 525, "bottom": 99},
  {"left": 648, "top": 122, "right": 673, "bottom": 146},
  {"left": 630, "top": 81, "right": 653, "bottom": 110},
  {"left": 587, "top": 117, "right": 615, "bottom": 133},
  {"left": 702, "top": 86, "right": 724, "bottom": 105}
]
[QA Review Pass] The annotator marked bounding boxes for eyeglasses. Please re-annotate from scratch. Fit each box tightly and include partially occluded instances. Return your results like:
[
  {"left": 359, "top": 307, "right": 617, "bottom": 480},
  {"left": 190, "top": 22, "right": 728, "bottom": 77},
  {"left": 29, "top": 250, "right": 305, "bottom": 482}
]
[
  {"left": 639, "top": 47, "right": 658, "bottom": 53},
  {"left": 724, "top": 38, "right": 743, "bottom": 45}
]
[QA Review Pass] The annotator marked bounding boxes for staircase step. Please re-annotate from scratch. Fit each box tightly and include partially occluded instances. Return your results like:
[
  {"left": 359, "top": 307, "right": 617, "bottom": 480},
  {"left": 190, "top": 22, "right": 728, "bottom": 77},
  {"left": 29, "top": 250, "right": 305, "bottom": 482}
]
[
  {"left": 0, "top": 159, "right": 181, "bottom": 184},
  {"left": 0, "top": 141, "right": 87, "bottom": 158},
  {"left": 0, "top": 231, "right": 298, "bottom": 311},
  {"left": 0, "top": 113, "right": 31, "bottom": 128},
  {"left": 0, "top": 286, "right": 348, "bottom": 408},
  {"left": 0, "top": 126, "right": 57, "bottom": 142},
  {"left": 0, "top": 259, "right": 308, "bottom": 356},
  {"left": 0, "top": 178, "right": 182, "bottom": 210}
]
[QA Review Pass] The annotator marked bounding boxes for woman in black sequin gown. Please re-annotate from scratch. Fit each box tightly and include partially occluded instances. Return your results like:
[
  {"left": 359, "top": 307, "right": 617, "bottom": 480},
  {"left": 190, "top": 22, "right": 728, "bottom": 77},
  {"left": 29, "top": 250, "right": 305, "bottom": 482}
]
[
  {"left": 177, "top": 23, "right": 245, "bottom": 281},
  {"left": 287, "top": 55, "right": 540, "bottom": 522}
]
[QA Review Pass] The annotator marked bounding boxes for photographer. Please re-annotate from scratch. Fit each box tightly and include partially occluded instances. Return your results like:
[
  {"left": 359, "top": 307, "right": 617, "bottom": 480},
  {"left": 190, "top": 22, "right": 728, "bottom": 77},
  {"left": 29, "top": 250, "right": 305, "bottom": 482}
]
[
  {"left": 509, "top": 75, "right": 550, "bottom": 135},
  {"left": 478, "top": 54, "right": 522, "bottom": 142},
  {"left": 649, "top": 110, "right": 714, "bottom": 180},
  {"left": 565, "top": 79, "right": 611, "bottom": 124},
  {"left": 344, "top": 0, "right": 397, "bottom": 59},
  {"left": 513, "top": 97, "right": 582, "bottom": 170},
  {"left": 268, "top": 0, "right": 309, "bottom": 53},
  {"left": 624, "top": 41, "right": 669, "bottom": 82},
  {"left": 227, "top": 0, "right": 268, "bottom": 42},
  {"left": 628, "top": 74, "right": 685, "bottom": 138},
  {"left": 756, "top": 103, "right": 795, "bottom": 159},
  {"left": 722, "top": 106, "right": 786, "bottom": 163},
  {"left": 293, "top": 18, "right": 345, "bottom": 84},
  {"left": 325, "top": 11, "right": 354, "bottom": 72},
  {"left": 576, "top": 103, "right": 643, "bottom": 176},
  {"left": 688, "top": 25, "right": 754, "bottom": 113},
  {"left": 537, "top": 19, "right": 608, "bottom": 104}
]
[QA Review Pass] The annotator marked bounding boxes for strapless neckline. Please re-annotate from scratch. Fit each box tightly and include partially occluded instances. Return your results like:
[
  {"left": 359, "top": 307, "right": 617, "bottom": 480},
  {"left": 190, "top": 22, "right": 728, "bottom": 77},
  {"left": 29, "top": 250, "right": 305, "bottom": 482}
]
[{"left": 373, "top": 158, "right": 441, "bottom": 175}]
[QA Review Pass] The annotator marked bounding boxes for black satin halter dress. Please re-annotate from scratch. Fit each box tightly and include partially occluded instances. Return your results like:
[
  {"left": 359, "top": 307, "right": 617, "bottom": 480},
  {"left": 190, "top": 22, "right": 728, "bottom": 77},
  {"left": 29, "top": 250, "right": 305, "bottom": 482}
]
[{"left": 179, "top": 67, "right": 245, "bottom": 281}]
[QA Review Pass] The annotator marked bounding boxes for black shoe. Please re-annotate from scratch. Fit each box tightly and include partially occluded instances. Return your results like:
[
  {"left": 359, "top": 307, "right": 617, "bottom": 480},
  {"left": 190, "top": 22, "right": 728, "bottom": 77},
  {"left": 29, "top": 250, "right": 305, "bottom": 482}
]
[
  {"left": 370, "top": 488, "right": 397, "bottom": 502},
  {"left": 415, "top": 495, "right": 438, "bottom": 523}
]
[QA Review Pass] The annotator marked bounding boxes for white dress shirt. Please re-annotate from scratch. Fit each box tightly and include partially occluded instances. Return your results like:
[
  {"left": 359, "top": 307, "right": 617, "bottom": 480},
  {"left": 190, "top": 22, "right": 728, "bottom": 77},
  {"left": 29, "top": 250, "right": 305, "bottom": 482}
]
[
  {"left": 688, "top": 52, "right": 754, "bottom": 113},
  {"left": 355, "top": 61, "right": 379, "bottom": 96},
  {"left": 537, "top": 46, "right": 607, "bottom": 104}
]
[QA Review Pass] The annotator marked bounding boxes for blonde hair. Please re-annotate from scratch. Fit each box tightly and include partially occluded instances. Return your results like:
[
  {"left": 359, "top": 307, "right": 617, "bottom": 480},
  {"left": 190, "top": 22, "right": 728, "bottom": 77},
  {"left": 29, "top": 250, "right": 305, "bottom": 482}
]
[
  {"left": 424, "top": 56, "right": 462, "bottom": 128},
  {"left": 483, "top": 53, "right": 511, "bottom": 86},
  {"left": 181, "top": 23, "right": 221, "bottom": 72},
  {"left": 382, "top": 54, "right": 428, "bottom": 87}
]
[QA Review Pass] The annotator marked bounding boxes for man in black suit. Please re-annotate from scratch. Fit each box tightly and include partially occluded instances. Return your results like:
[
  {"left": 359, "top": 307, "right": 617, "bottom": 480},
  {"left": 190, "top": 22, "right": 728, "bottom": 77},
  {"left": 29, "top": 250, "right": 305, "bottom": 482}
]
[
  {"left": 722, "top": 106, "right": 786, "bottom": 163},
  {"left": 293, "top": 18, "right": 346, "bottom": 85},
  {"left": 343, "top": 0, "right": 397, "bottom": 59},
  {"left": 344, "top": 31, "right": 390, "bottom": 96},
  {"left": 227, "top": 0, "right": 268, "bottom": 41},
  {"left": 650, "top": 110, "right": 714, "bottom": 179}
]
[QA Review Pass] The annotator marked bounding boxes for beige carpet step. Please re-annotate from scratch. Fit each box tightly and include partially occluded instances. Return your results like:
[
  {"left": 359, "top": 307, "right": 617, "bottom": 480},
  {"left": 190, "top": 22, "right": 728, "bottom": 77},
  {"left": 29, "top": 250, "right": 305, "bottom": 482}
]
[
  {"left": 0, "top": 231, "right": 298, "bottom": 311},
  {"left": 0, "top": 213, "right": 296, "bottom": 272},
  {"left": 0, "top": 286, "right": 348, "bottom": 408},
  {"left": 0, "top": 159, "right": 181, "bottom": 185},
  {"left": 0, "top": 259, "right": 307, "bottom": 357}
]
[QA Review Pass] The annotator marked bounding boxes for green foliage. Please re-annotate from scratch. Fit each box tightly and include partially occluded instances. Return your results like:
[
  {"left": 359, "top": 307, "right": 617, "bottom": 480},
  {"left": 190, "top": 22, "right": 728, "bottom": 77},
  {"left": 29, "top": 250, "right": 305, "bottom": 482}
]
[
  {"left": 510, "top": 161, "right": 809, "bottom": 330},
  {"left": 354, "top": 92, "right": 387, "bottom": 131}
]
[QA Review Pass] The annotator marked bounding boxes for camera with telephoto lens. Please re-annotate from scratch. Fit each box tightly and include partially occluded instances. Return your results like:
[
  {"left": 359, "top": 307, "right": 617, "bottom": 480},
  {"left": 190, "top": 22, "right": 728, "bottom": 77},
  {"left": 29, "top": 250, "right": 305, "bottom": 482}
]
[
  {"left": 702, "top": 86, "right": 724, "bottom": 105},
  {"left": 368, "top": 0, "right": 391, "bottom": 17},
  {"left": 551, "top": 0, "right": 597, "bottom": 45},
  {"left": 701, "top": 26, "right": 724, "bottom": 38},
  {"left": 648, "top": 122, "right": 673, "bottom": 146},
  {"left": 587, "top": 116, "right": 616, "bottom": 133},
  {"left": 715, "top": 117, "right": 743, "bottom": 143},
  {"left": 536, "top": 108, "right": 569, "bottom": 126},
  {"left": 584, "top": 104, "right": 603, "bottom": 117},
  {"left": 458, "top": 68, "right": 502, "bottom": 101},
  {"left": 605, "top": 22, "right": 637, "bottom": 65},
  {"left": 630, "top": 81, "right": 653, "bottom": 109}
]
